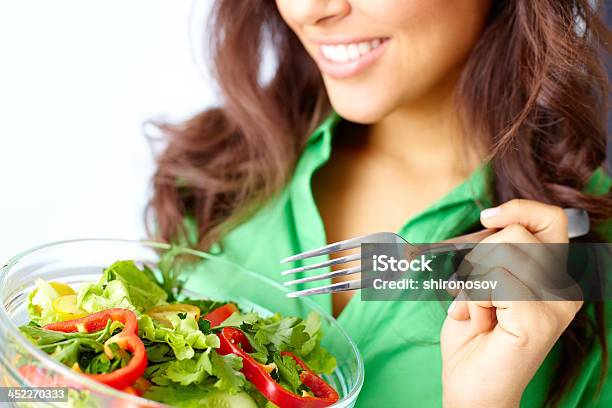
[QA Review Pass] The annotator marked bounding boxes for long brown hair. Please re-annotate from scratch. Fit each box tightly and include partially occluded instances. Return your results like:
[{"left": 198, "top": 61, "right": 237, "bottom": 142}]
[{"left": 148, "top": 1, "right": 611, "bottom": 406}]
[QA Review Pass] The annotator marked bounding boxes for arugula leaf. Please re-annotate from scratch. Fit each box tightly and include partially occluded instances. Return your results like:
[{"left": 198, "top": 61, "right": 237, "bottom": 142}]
[
  {"left": 20, "top": 320, "right": 118, "bottom": 346},
  {"left": 156, "top": 247, "right": 204, "bottom": 302},
  {"left": 19, "top": 322, "right": 119, "bottom": 373},
  {"left": 146, "top": 245, "right": 213, "bottom": 302},
  {"left": 50, "top": 339, "right": 84, "bottom": 367},
  {"left": 146, "top": 343, "right": 174, "bottom": 363},
  {"left": 83, "top": 352, "right": 112, "bottom": 374}
]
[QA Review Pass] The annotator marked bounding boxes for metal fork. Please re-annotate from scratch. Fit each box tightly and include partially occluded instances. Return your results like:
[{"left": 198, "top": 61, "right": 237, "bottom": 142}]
[{"left": 280, "top": 208, "right": 590, "bottom": 297}]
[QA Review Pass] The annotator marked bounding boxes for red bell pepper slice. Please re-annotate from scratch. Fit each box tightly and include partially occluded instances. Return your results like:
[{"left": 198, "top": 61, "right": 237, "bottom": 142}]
[
  {"left": 202, "top": 303, "right": 238, "bottom": 327},
  {"left": 44, "top": 308, "right": 139, "bottom": 336},
  {"left": 218, "top": 327, "right": 339, "bottom": 408},
  {"left": 281, "top": 352, "right": 339, "bottom": 403},
  {"left": 43, "top": 308, "right": 147, "bottom": 390}
]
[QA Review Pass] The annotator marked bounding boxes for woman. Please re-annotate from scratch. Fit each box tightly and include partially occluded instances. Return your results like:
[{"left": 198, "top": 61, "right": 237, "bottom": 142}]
[{"left": 149, "top": 0, "right": 612, "bottom": 406}]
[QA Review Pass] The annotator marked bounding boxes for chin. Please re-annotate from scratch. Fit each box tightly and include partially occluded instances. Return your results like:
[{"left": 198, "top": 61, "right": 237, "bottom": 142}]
[{"left": 327, "top": 91, "right": 394, "bottom": 124}]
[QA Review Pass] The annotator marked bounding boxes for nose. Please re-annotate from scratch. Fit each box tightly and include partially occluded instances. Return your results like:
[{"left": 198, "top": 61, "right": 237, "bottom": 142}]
[{"left": 285, "top": 0, "right": 350, "bottom": 25}]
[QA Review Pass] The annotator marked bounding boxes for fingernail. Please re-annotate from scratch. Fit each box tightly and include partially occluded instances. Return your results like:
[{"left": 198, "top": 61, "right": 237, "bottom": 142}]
[
  {"left": 480, "top": 206, "right": 501, "bottom": 219},
  {"left": 447, "top": 300, "right": 456, "bottom": 316}
]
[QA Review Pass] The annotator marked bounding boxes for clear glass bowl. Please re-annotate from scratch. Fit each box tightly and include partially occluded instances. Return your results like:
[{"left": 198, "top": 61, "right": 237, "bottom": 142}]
[{"left": 0, "top": 239, "right": 364, "bottom": 407}]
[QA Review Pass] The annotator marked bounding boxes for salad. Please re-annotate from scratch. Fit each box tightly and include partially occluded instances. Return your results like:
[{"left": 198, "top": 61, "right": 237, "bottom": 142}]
[{"left": 18, "top": 251, "right": 339, "bottom": 408}]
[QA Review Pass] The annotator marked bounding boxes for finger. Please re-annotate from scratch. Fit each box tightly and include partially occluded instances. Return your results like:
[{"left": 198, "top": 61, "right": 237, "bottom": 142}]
[
  {"left": 492, "top": 268, "right": 555, "bottom": 344},
  {"left": 480, "top": 224, "right": 539, "bottom": 245},
  {"left": 447, "top": 290, "right": 470, "bottom": 320},
  {"left": 480, "top": 199, "right": 569, "bottom": 243},
  {"left": 456, "top": 223, "right": 541, "bottom": 281},
  {"left": 448, "top": 291, "right": 494, "bottom": 334},
  {"left": 458, "top": 225, "right": 538, "bottom": 273},
  {"left": 475, "top": 226, "right": 575, "bottom": 299},
  {"left": 456, "top": 225, "right": 540, "bottom": 284},
  {"left": 469, "top": 226, "right": 544, "bottom": 278},
  {"left": 468, "top": 301, "right": 495, "bottom": 334}
]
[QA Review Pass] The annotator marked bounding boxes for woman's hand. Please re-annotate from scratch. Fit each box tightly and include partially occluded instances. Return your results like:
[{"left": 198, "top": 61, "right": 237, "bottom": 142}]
[{"left": 440, "top": 199, "right": 583, "bottom": 408}]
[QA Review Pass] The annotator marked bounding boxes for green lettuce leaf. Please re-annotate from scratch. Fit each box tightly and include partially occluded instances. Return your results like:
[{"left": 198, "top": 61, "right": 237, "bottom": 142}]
[
  {"left": 163, "top": 349, "right": 214, "bottom": 386},
  {"left": 77, "top": 280, "right": 136, "bottom": 313},
  {"left": 77, "top": 260, "right": 167, "bottom": 313},
  {"left": 104, "top": 260, "right": 167, "bottom": 310},
  {"left": 146, "top": 347, "right": 244, "bottom": 394},
  {"left": 27, "top": 279, "right": 62, "bottom": 325},
  {"left": 140, "top": 314, "right": 219, "bottom": 361}
]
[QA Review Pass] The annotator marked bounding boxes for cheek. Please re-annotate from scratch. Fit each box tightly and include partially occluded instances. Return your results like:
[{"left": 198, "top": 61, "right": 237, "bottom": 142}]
[
  {"left": 275, "top": 0, "right": 297, "bottom": 33},
  {"left": 392, "top": 1, "right": 491, "bottom": 87},
  {"left": 324, "top": 0, "right": 491, "bottom": 123}
]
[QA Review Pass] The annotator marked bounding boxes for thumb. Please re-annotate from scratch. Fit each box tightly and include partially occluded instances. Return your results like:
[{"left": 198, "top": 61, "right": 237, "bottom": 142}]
[{"left": 479, "top": 199, "right": 569, "bottom": 243}]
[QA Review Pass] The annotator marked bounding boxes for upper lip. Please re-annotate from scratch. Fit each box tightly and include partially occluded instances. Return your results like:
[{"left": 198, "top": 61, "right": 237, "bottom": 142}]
[{"left": 308, "top": 35, "right": 388, "bottom": 45}]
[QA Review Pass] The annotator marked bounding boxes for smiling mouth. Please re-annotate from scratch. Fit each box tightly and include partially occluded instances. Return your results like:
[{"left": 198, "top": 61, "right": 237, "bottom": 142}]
[
  {"left": 313, "top": 37, "right": 389, "bottom": 79},
  {"left": 319, "top": 38, "right": 385, "bottom": 63}
]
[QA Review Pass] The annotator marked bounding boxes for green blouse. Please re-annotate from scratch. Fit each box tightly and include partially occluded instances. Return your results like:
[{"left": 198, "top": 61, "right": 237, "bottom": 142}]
[{"left": 190, "top": 113, "right": 612, "bottom": 407}]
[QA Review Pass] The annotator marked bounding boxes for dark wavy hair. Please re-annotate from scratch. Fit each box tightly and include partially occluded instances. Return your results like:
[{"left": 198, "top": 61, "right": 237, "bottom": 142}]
[{"left": 148, "top": 1, "right": 611, "bottom": 406}]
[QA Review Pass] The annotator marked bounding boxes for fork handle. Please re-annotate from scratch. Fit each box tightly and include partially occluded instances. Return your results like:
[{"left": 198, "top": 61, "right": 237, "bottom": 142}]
[
  {"left": 417, "top": 229, "right": 495, "bottom": 255},
  {"left": 442, "top": 229, "right": 496, "bottom": 244}
]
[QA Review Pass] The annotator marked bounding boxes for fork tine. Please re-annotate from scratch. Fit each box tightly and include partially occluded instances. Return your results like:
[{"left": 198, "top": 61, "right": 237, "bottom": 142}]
[
  {"left": 280, "top": 232, "right": 395, "bottom": 264},
  {"left": 283, "top": 265, "right": 361, "bottom": 286},
  {"left": 281, "top": 253, "right": 360, "bottom": 276},
  {"left": 286, "top": 279, "right": 362, "bottom": 297}
]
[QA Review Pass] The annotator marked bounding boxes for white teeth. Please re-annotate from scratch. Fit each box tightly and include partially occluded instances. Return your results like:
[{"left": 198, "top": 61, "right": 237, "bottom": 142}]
[
  {"left": 347, "top": 44, "right": 359, "bottom": 60},
  {"left": 357, "top": 42, "right": 371, "bottom": 54},
  {"left": 320, "top": 38, "right": 384, "bottom": 63},
  {"left": 335, "top": 45, "right": 349, "bottom": 62},
  {"left": 321, "top": 45, "right": 334, "bottom": 60}
]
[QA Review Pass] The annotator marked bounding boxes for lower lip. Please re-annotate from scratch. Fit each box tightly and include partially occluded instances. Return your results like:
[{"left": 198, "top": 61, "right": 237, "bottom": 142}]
[{"left": 315, "top": 39, "right": 389, "bottom": 79}]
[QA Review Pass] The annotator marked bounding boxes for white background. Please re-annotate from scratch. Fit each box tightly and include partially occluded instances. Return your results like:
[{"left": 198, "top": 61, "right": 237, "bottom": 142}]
[{"left": 0, "top": 1, "right": 216, "bottom": 260}]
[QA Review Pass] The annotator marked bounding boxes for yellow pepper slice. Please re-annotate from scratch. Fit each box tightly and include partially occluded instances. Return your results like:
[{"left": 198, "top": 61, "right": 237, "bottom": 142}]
[
  {"left": 32, "top": 282, "right": 76, "bottom": 314},
  {"left": 52, "top": 295, "right": 88, "bottom": 321},
  {"left": 146, "top": 304, "right": 201, "bottom": 326}
]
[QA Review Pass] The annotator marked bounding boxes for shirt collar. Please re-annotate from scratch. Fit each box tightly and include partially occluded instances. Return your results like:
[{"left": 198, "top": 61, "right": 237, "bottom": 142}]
[{"left": 305, "top": 111, "right": 342, "bottom": 147}]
